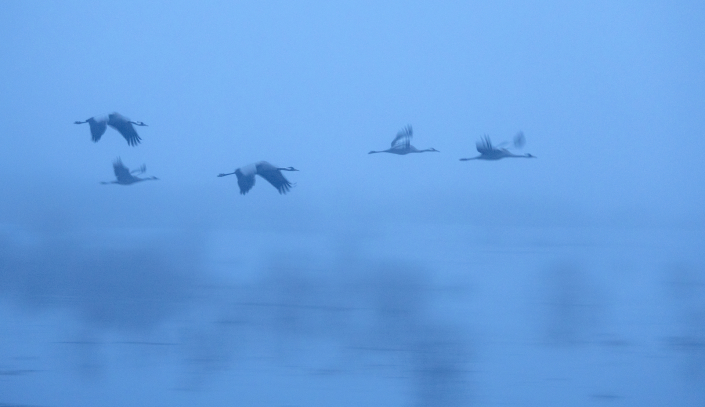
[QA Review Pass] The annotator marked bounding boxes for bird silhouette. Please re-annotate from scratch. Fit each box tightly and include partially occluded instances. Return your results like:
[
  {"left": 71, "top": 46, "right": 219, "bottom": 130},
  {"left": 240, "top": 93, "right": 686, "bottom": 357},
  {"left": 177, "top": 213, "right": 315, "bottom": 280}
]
[
  {"left": 101, "top": 158, "right": 158, "bottom": 185},
  {"left": 75, "top": 112, "right": 147, "bottom": 146},
  {"left": 460, "top": 132, "right": 535, "bottom": 161},
  {"left": 369, "top": 125, "right": 440, "bottom": 155},
  {"left": 218, "top": 161, "right": 298, "bottom": 195}
]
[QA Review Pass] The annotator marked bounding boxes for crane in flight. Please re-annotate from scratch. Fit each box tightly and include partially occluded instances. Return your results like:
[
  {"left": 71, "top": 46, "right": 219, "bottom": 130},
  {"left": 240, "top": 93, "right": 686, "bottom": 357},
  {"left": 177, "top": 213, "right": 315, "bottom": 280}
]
[
  {"left": 75, "top": 112, "right": 147, "bottom": 146},
  {"left": 369, "top": 125, "right": 439, "bottom": 155},
  {"left": 460, "top": 132, "right": 535, "bottom": 161},
  {"left": 101, "top": 158, "right": 158, "bottom": 185},
  {"left": 218, "top": 161, "right": 299, "bottom": 195}
]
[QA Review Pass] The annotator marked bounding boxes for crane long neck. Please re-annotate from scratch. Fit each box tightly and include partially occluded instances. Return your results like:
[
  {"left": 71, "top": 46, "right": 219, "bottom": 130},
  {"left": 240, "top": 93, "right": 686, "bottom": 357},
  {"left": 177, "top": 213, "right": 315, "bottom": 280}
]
[{"left": 218, "top": 171, "right": 237, "bottom": 177}]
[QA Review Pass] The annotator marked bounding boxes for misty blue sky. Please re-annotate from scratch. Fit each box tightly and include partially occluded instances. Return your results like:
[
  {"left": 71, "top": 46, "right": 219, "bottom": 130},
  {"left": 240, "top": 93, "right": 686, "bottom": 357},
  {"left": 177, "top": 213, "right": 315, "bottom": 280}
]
[
  {"left": 1, "top": 1, "right": 703, "bottom": 230},
  {"left": 1, "top": 2, "right": 705, "bottom": 407}
]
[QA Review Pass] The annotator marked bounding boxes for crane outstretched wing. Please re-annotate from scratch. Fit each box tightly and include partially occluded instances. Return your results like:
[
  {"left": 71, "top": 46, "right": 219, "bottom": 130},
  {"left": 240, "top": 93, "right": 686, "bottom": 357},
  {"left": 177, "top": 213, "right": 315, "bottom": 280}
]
[
  {"left": 108, "top": 113, "right": 142, "bottom": 147},
  {"left": 130, "top": 164, "right": 147, "bottom": 175},
  {"left": 87, "top": 117, "right": 108, "bottom": 142},
  {"left": 112, "top": 158, "right": 135, "bottom": 183},
  {"left": 257, "top": 168, "right": 293, "bottom": 194},
  {"left": 235, "top": 169, "right": 256, "bottom": 195},
  {"left": 390, "top": 125, "right": 413, "bottom": 149},
  {"left": 476, "top": 135, "right": 495, "bottom": 154}
]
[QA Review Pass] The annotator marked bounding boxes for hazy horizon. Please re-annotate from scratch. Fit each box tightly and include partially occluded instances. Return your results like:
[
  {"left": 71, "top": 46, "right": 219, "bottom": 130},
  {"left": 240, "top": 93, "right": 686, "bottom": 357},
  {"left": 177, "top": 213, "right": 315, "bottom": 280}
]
[{"left": 1, "top": 1, "right": 704, "bottom": 406}]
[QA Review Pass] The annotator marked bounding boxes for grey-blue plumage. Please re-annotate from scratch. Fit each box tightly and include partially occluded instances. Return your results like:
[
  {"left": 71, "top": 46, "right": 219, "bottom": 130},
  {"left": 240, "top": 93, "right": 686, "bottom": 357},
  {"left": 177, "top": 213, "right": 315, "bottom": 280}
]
[
  {"left": 218, "top": 161, "right": 299, "bottom": 195},
  {"left": 75, "top": 112, "right": 147, "bottom": 146},
  {"left": 101, "top": 158, "right": 158, "bottom": 185},
  {"left": 460, "top": 132, "right": 535, "bottom": 161},
  {"left": 369, "top": 125, "right": 439, "bottom": 155}
]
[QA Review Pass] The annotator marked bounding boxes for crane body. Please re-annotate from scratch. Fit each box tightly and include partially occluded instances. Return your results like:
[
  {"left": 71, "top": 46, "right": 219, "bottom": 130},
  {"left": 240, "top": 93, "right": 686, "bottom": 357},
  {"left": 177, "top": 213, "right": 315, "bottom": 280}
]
[
  {"left": 460, "top": 133, "right": 535, "bottom": 161},
  {"left": 218, "top": 161, "right": 298, "bottom": 195},
  {"left": 75, "top": 112, "right": 147, "bottom": 146},
  {"left": 369, "top": 125, "right": 439, "bottom": 155},
  {"left": 101, "top": 158, "right": 158, "bottom": 185}
]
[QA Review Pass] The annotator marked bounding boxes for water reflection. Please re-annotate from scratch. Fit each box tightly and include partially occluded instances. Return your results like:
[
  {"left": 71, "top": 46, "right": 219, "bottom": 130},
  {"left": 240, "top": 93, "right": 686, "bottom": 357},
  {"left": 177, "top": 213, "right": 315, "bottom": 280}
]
[
  {"left": 663, "top": 264, "right": 705, "bottom": 381},
  {"left": 1, "top": 225, "right": 704, "bottom": 406},
  {"left": 177, "top": 253, "right": 473, "bottom": 405},
  {"left": 540, "top": 263, "right": 605, "bottom": 346},
  {"left": 0, "top": 228, "right": 199, "bottom": 331}
]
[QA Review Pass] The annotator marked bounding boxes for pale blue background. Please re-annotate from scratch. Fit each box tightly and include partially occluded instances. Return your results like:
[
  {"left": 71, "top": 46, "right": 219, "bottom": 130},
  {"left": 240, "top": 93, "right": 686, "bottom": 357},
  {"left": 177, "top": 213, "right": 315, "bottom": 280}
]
[{"left": 1, "top": 1, "right": 704, "bottom": 406}]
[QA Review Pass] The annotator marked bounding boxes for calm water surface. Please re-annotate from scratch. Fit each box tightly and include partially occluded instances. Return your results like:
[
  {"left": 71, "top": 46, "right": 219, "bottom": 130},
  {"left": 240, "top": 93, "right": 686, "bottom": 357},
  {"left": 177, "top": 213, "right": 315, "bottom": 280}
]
[{"left": 1, "top": 223, "right": 703, "bottom": 406}]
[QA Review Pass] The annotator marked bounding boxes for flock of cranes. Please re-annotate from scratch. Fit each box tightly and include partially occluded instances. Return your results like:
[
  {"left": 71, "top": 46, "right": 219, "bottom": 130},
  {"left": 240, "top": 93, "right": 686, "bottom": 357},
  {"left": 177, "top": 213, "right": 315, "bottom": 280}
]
[{"left": 76, "top": 112, "right": 535, "bottom": 194}]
